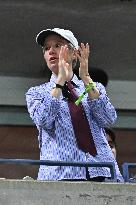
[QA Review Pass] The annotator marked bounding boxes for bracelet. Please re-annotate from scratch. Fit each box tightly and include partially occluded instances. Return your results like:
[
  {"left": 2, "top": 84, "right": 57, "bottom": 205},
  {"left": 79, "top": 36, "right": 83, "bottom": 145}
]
[
  {"left": 55, "top": 84, "right": 64, "bottom": 89},
  {"left": 85, "top": 80, "right": 95, "bottom": 93},
  {"left": 75, "top": 80, "right": 96, "bottom": 105}
]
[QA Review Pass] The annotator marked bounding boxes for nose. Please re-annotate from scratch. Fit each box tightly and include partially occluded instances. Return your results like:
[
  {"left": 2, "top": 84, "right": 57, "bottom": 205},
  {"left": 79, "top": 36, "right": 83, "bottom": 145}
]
[{"left": 49, "top": 46, "right": 56, "bottom": 55}]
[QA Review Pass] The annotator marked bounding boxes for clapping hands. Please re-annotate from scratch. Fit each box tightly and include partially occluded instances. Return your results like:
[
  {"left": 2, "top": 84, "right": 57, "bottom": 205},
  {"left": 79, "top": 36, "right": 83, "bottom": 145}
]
[{"left": 76, "top": 43, "right": 90, "bottom": 80}]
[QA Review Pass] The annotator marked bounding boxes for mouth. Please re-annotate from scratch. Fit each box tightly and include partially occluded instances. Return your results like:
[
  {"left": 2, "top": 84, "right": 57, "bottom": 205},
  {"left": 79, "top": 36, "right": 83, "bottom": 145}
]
[{"left": 49, "top": 57, "right": 58, "bottom": 62}]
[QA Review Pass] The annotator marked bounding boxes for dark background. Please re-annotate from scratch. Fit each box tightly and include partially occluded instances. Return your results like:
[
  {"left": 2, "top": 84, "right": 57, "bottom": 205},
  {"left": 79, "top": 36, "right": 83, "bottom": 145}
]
[{"left": 0, "top": 0, "right": 136, "bottom": 81}]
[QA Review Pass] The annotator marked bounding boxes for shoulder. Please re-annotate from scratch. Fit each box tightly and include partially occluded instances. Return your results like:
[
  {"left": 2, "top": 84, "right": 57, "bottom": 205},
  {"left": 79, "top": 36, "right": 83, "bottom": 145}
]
[
  {"left": 26, "top": 82, "right": 50, "bottom": 95},
  {"left": 96, "top": 82, "right": 106, "bottom": 90}
]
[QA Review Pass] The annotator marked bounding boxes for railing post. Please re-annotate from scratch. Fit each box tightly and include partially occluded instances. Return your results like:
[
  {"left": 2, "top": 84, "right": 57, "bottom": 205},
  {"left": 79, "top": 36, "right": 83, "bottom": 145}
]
[{"left": 122, "top": 163, "right": 136, "bottom": 182}]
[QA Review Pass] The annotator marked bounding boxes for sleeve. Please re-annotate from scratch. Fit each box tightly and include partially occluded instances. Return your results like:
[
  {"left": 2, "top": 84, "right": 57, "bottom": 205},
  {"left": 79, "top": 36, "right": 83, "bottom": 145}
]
[
  {"left": 25, "top": 85, "right": 60, "bottom": 130},
  {"left": 87, "top": 82, "right": 117, "bottom": 127}
]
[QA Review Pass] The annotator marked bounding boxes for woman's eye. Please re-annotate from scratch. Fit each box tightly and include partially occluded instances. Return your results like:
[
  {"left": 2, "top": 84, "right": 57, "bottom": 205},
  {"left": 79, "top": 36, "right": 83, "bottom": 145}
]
[
  {"left": 44, "top": 47, "right": 49, "bottom": 51},
  {"left": 43, "top": 47, "right": 49, "bottom": 53},
  {"left": 56, "top": 44, "right": 61, "bottom": 48}
]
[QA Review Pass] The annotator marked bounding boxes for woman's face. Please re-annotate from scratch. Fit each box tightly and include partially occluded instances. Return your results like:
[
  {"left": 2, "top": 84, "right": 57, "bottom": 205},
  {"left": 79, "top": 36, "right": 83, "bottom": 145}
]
[
  {"left": 43, "top": 34, "right": 74, "bottom": 75},
  {"left": 106, "top": 134, "right": 117, "bottom": 158}
]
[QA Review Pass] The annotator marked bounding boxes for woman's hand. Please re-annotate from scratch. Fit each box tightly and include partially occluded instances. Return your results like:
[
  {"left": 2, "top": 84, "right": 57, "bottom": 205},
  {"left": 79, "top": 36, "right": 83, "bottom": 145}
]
[
  {"left": 76, "top": 43, "right": 90, "bottom": 80},
  {"left": 51, "top": 45, "right": 70, "bottom": 99},
  {"left": 57, "top": 45, "right": 68, "bottom": 82},
  {"left": 58, "top": 45, "right": 73, "bottom": 82}
]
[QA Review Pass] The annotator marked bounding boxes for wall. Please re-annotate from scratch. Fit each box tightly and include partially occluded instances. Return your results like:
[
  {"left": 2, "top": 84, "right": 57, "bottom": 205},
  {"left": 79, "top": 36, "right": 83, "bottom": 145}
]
[
  {"left": 0, "top": 126, "right": 135, "bottom": 179},
  {"left": 0, "top": 180, "right": 136, "bottom": 205}
]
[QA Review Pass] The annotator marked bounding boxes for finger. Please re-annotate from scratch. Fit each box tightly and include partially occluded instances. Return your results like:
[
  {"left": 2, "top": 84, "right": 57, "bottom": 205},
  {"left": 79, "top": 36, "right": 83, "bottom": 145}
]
[
  {"left": 59, "top": 45, "right": 68, "bottom": 63},
  {"left": 80, "top": 43, "right": 90, "bottom": 58},
  {"left": 64, "top": 45, "right": 69, "bottom": 60},
  {"left": 62, "top": 60, "right": 69, "bottom": 73},
  {"left": 81, "top": 43, "right": 89, "bottom": 57},
  {"left": 81, "top": 43, "right": 86, "bottom": 50},
  {"left": 61, "top": 45, "right": 68, "bottom": 62},
  {"left": 81, "top": 43, "right": 87, "bottom": 56},
  {"left": 59, "top": 46, "right": 64, "bottom": 61},
  {"left": 78, "top": 45, "right": 85, "bottom": 58},
  {"left": 86, "top": 43, "right": 90, "bottom": 57}
]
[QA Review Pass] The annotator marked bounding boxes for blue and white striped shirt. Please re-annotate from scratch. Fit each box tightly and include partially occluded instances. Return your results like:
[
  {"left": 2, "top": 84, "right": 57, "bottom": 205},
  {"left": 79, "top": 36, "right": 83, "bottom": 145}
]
[{"left": 26, "top": 74, "right": 123, "bottom": 181}]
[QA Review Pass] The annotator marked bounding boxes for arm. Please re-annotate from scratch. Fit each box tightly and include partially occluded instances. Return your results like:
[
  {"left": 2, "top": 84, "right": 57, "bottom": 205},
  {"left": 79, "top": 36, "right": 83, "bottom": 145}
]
[
  {"left": 76, "top": 43, "right": 100, "bottom": 100},
  {"left": 51, "top": 45, "right": 73, "bottom": 99},
  {"left": 26, "top": 85, "right": 61, "bottom": 130},
  {"left": 87, "top": 82, "right": 117, "bottom": 127},
  {"left": 76, "top": 43, "right": 117, "bottom": 127},
  {"left": 26, "top": 45, "right": 73, "bottom": 130}
]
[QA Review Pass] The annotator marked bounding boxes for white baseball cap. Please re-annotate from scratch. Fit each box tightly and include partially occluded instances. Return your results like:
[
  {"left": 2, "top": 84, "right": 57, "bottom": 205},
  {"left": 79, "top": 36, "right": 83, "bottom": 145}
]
[{"left": 36, "top": 28, "right": 78, "bottom": 49}]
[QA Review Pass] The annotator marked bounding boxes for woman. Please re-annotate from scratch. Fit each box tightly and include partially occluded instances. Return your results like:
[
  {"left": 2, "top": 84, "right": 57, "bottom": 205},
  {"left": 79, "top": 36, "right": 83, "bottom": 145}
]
[{"left": 26, "top": 28, "right": 123, "bottom": 182}]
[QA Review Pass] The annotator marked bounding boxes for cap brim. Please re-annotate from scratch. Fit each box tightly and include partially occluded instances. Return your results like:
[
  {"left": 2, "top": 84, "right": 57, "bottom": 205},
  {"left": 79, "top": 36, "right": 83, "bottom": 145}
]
[
  {"left": 36, "top": 29, "right": 73, "bottom": 47},
  {"left": 36, "top": 30, "right": 57, "bottom": 47}
]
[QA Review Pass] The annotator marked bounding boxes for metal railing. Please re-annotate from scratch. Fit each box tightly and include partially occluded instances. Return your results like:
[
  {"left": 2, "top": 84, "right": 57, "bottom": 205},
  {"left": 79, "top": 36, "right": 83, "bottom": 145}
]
[
  {"left": 0, "top": 158, "right": 117, "bottom": 181},
  {"left": 122, "top": 163, "right": 136, "bottom": 182}
]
